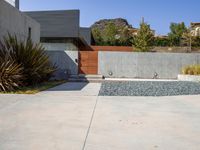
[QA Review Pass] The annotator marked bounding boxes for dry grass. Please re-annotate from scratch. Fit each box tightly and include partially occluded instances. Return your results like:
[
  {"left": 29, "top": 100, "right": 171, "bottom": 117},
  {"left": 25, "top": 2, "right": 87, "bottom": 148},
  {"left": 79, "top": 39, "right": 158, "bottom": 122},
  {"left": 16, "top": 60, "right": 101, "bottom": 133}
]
[
  {"left": 0, "top": 80, "right": 66, "bottom": 94},
  {"left": 182, "top": 65, "right": 200, "bottom": 75}
]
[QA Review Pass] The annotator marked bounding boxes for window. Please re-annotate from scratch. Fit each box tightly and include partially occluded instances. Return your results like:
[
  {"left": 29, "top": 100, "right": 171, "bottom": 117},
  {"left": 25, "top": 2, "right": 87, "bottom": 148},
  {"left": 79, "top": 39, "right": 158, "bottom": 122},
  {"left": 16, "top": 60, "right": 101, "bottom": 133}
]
[{"left": 28, "top": 27, "right": 31, "bottom": 40}]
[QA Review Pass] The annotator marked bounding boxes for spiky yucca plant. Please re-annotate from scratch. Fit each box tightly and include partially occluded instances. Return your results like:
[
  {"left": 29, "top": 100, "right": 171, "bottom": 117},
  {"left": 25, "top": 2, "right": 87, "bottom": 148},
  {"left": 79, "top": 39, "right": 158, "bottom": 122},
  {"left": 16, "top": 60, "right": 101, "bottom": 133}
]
[
  {"left": 0, "top": 34, "right": 56, "bottom": 92},
  {"left": 4, "top": 35, "right": 56, "bottom": 85},
  {"left": 0, "top": 42, "right": 23, "bottom": 92},
  {"left": 0, "top": 59, "right": 23, "bottom": 92}
]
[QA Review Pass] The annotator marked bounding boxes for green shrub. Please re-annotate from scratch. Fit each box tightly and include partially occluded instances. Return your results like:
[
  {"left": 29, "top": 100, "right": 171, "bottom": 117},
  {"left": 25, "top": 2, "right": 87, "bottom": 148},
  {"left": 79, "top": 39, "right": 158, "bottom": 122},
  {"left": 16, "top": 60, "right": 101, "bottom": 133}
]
[
  {"left": 182, "top": 65, "right": 200, "bottom": 75},
  {"left": 154, "top": 37, "right": 170, "bottom": 47},
  {"left": 0, "top": 35, "right": 56, "bottom": 92}
]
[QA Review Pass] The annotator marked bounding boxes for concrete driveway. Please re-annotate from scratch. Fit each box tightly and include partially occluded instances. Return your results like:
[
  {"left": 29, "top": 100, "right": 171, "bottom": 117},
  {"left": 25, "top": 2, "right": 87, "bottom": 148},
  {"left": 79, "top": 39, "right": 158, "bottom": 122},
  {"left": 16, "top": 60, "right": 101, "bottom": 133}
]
[{"left": 0, "top": 82, "right": 200, "bottom": 150}]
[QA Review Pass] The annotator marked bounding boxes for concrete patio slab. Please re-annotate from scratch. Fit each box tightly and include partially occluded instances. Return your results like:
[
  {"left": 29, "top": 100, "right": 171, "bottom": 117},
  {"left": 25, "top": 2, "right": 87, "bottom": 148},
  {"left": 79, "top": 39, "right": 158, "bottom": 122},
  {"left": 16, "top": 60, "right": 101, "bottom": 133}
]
[
  {"left": 0, "top": 82, "right": 200, "bottom": 150},
  {"left": 0, "top": 83, "right": 99, "bottom": 150},
  {"left": 0, "top": 94, "right": 30, "bottom": 110},
  {"left": 85, "top": 96, "right": 200, "bottom": 150}
]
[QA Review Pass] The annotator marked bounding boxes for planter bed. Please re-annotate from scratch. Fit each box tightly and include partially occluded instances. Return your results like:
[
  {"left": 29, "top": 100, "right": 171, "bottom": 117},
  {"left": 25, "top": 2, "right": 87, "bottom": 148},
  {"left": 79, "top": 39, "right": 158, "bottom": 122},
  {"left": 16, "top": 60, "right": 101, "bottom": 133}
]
[{"left": 178, "top": 74, "right": 200, "bottom": 82}]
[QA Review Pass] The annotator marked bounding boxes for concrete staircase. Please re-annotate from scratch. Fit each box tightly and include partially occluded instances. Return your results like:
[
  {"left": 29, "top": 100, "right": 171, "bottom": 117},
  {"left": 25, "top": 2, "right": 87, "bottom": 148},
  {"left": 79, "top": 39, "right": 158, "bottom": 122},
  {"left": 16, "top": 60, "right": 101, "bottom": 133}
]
[{"left": 68, "top": 74, "right": 104, "bottom": 82}]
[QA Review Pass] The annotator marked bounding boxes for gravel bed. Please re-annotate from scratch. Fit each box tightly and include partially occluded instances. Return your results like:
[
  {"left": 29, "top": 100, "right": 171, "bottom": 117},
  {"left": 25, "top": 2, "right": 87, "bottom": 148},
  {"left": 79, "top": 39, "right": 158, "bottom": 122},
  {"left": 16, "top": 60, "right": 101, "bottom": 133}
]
[{"left": 99, "top": 81, "right": 200, "bottom": 96}]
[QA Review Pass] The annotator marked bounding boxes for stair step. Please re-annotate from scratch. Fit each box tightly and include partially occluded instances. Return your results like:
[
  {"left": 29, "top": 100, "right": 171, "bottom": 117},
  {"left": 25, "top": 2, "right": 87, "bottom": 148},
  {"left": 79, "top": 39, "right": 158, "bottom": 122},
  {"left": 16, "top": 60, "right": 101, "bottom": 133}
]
[
  {"left": 68, "top": 78, "right": 104, "bottom": 83},
  {"left": 68, "top": 74, "right": 104, "bottom": 83},
  {"left": 79, "top": 74, "right": 103, "bottom": 78}
]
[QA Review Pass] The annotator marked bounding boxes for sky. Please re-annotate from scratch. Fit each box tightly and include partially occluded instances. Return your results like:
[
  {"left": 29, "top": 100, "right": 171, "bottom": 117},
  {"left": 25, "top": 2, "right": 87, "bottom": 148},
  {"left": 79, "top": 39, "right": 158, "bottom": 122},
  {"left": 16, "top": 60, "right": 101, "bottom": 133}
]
[{"left": 20, "top": 0, "right": 200, "bottom": 35}]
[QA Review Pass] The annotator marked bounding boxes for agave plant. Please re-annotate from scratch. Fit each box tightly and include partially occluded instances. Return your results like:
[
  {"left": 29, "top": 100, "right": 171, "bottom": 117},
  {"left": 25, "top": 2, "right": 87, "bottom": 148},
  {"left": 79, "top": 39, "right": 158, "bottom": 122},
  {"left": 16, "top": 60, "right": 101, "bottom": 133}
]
[
  {"left": 0, "top": 60, "right": 23, "bottom": 92},
  {"left": 0, "top": 34, "right": 56, "bottom": 91},
  {"left": 3, "top": 35, "right": 56, "bottom": 85},
  {"left": 0, "top": 42, "right": 23, "bottom": 92}
]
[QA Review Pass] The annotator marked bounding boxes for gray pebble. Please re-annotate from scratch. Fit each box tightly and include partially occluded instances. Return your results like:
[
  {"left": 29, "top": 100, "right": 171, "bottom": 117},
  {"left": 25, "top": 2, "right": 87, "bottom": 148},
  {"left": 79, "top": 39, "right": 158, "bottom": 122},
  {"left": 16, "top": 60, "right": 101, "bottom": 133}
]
[{"left": 99, "top": 81, "right": 200, "bottom": 96}]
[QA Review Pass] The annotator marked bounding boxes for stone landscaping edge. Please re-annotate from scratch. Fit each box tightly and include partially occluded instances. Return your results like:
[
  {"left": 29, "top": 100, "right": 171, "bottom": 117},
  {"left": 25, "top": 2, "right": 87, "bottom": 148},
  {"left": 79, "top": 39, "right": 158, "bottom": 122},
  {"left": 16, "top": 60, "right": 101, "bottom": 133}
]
[{"left": 178, "top": 74, "right": 200, "bottom": 82}]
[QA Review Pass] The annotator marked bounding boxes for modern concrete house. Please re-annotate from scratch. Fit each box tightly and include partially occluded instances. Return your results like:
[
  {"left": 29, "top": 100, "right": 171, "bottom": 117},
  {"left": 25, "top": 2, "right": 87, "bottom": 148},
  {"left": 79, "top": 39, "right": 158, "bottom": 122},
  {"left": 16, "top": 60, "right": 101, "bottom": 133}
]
[
  {"left": 0, "top": 0, "right": 40, "bottom": 43},
  {"left": 25, "top": 10, "right": 92, "bottom": 51},
  {"left": 25, "top": 10, "right": 94, "bottom": 78},
  {"left": 1, "top": 0, "right": 94, "bottom": 78}
]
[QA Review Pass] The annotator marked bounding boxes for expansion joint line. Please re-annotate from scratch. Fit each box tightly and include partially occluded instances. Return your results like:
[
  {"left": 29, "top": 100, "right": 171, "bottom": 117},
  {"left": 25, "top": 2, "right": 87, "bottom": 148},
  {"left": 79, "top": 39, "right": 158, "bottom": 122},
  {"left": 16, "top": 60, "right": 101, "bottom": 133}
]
[{"left": 82, "top": 96, "right": 99, "bottom": 150}]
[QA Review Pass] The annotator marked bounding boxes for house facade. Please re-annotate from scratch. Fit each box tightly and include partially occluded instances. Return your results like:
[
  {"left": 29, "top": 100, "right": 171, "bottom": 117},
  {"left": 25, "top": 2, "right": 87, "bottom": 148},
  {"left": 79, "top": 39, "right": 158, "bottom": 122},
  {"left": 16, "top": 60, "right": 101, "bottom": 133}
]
[
  {"left": 191, "top": 22, "right": 200, "bottom": 36},
  {"left": 25, "top": 10, "right": 93, "bottom": 78},
  {"left": 0, "top": 0, "right": 40, "bottom": 43},
  {"left": 1, "top": 0, "right": 94, "bottom": 79}
]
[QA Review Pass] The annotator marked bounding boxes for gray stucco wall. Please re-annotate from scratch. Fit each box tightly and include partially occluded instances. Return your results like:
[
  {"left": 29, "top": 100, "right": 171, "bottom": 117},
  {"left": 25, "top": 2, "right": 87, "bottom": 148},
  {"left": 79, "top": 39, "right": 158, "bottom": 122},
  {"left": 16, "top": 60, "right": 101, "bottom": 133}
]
[
  {"left": 99, "top": 52, "right": 200, "bottom": 79},
  {"left": 80, "top": 27, "right": 92, "bottom": 45},
  {"left": 46, "top": 51, "right": 78, "bottom": 80},
  {"left": 0, "top": 0, "right": 40, "bottom": 43},
  {"left": 25, "top": 10, "right": 80, "bottom": 38}
]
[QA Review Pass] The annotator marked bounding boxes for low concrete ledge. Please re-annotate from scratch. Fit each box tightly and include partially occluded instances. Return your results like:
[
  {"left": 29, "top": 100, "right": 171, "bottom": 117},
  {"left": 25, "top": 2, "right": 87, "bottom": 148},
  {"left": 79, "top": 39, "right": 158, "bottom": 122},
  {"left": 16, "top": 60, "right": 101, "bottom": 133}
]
[{"left": 178, "top": 74, "right": 200, "bottom": 82}]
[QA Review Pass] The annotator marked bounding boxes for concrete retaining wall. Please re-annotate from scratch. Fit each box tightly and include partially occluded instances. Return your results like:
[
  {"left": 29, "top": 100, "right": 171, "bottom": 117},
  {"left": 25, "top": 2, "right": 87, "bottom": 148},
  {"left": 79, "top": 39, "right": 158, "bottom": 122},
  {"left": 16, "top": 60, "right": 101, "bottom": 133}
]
[
  {"left": 46, "top": 51, "right": 78, "bottom": 80},
  {"left": 178, "top": 74, "right": 200, "bottom": 82},
  {"left": 0, "top": 0, "right": 40, "bottom": 43},
  {"left": 98, "top": 52, "right": 200, "bottom": 79}
]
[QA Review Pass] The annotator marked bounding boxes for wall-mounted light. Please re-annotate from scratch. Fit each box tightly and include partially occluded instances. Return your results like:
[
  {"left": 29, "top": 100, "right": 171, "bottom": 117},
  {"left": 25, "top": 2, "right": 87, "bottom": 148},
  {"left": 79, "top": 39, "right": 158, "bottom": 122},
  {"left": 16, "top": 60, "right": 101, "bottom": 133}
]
[
  {"left": 108, "top": 71, "right": 113, "bottom": 76},
  {"left": 153, "top": 72, "right": 158, "bottom": 79}
]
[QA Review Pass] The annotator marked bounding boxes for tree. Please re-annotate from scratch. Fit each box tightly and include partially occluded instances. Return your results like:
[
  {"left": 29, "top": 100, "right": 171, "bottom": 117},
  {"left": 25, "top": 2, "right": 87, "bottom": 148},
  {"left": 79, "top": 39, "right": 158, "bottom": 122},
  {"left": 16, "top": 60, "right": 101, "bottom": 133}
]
[
  {"left": 182, "top": 29, "right": 193, "bottom": 52},
  {"left": 92, "top": 28, "right": 104, "bottom": 45},
  {"left": 102, "top": 22, "right": 119, "bottom": 46},
  {"left": 118, "top": 26, "right": 133, "bottom": 46},
  {"left": 193, "top": 36, "right": 200, "bottom": 47},
  {"left": 168, "top": 22, "right": 187, "bottom": 46},
  {"left": 133, "top": 21, "right": 154, "bottom": 52}
]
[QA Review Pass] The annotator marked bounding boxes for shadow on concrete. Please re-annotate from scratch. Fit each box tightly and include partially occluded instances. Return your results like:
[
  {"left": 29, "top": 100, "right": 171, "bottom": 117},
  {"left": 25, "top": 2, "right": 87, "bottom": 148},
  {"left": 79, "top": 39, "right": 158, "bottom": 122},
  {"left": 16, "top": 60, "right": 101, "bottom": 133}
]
[
  {"left": 47, "top": 82, "right": 88, "bottom": 91},
  {"left": 46, "top": 50, "right": 78, "bottom": 80}
]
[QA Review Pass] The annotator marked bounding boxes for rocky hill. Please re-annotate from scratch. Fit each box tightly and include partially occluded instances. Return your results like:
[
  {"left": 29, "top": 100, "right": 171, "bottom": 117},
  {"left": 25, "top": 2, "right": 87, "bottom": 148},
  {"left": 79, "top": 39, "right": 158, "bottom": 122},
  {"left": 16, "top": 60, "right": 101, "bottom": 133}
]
[
  {"left": 91, "top": 18, "right": 138, "bottom": 46},
  {"left": 91, "top": 18, "right": 136, "bottom": 31}
]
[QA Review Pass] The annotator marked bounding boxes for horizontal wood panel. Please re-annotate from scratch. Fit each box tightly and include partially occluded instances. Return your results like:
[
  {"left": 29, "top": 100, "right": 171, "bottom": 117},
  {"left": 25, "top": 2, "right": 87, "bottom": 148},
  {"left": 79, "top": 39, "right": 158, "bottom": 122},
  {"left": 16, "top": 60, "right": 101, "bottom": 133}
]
[
  {"left": 79, "top": 54, "right": 88, "bottom": 59},
  {"left": 91, "top": 46, "right": 133, "bottom": 52},
  {"left": 78, "top": 51, "right": 98, "bottom": 74},
  {"left": 80, "top": 63, "right": 97, "bottom": 67}
]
